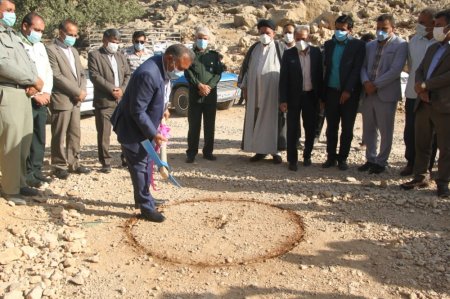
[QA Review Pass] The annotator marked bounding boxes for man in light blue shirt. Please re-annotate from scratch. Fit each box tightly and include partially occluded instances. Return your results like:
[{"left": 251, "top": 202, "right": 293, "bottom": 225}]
[{"left": 401, "top": 8, "right": 436, "bottom": 176}]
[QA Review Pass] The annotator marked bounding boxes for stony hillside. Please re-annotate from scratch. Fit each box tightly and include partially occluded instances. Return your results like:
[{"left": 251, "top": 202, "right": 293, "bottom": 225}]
[{"left": 118, "top": 0, "right": 449, "bottom": 72}]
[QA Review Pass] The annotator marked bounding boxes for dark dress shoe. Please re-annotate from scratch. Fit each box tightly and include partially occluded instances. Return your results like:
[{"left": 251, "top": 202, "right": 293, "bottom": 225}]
[
  {"left": 70, "top": 166, "right": 91, "bottom": 174},
  {"left": 34, "top": 172, "right": 52, "bottom": 183},
  {"left": 203, "top": 154, "right": 217, "bottom": 161},
  {"left": 26, "top": 177, "right": 43, "bottom": 188},
  {"left": 400, "top": 178, "right": 429, "bottom": 190},
  {"left": 53, "top": 169, "right": 69, "bottom": 180},
  {"left": 338, "top": 160, "right": 349, "bottom": 171},
  {"left": 185, "top": 156, "right": 195, "bottom": 163},
  {"left": 400, "top": 165, "right": 413, "bottom": 176},
  {"left": 322, "top": 159, "right": 337, "bottom": 168},
  {"left": 249, "top": 154, "right": 266, "bottom": 162},
  {"left": 140, "top": 210, "right": 165, "bottom": 223},
  {"left": 20, "top": 186, "right": 39, "bottom": 197},
  {"left": 288, "top": 163, "right": 298, "bottom": 171},
  {"left": 272, "top": 155, "right": 282, "bottom": 164},
  {"left": 99, "top": 165, "right": 112, "bottom": 173},
  {"left": 368, "top": 164, "right": 386, "bottom": 174},
  {"left": 303, "top": 158, "right": 312, "bottom": 167},
  {"left": 358, "top": 162, "right": 374, "bottom": 172},
  {"left": 437, "top": 185, "right": 450, "bottom": 198}
]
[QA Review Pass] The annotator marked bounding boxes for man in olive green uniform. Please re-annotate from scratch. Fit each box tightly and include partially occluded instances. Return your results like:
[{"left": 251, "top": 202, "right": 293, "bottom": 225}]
[
  {"left": 185, "top": 26, "right": 222, "bottom": 163},
  {"left": 0, "top": 0, "right": 44, "bottom": 204}
]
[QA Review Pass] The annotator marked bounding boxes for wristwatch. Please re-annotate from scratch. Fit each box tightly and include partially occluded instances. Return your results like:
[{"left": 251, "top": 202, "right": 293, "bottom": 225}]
[{"left": 421, "top": 82, "right": 426, "bottom": 89}]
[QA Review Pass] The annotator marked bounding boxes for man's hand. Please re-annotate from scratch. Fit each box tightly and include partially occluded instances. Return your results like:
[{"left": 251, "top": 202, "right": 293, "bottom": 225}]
[
  {"left": 198, "top": 83, "right": 211, "bottom": 97},
  {"left": 418, "top": 91, "right": 430, "bottom": 103},
  {"left": 26, "top": 87, "right": 39, "bottom": 97},
  {"left": 415, "top": 82, "right": 426, "bottom": 94},
  {"left": 340, "top": 91, "right": 351, "bottom": 104},
  {"left": 33, "top": 93, "right": 50, "bottom": 106},
  {"left": 76, "top": 90, "right": 87, "bottom": 102},
  {"left": 320, "top": 100, "right": 325, "bottom": 111},
  {"left": 364, "top": 81, "right": 377, "bottom": 95},
  {"left": 242, "top": 87, "right": 247, "bottom": 101},
  {"left": 163, "top": 109, "right": 170, "bottom": 120},
  {"left": 279, "top": 103, "right": 287, "bottom": 113},
  {"left": 33, "top": 77, "right": 44, "bottom": 91},
  {"left": 153, "top": 133, "right": 168, "bottom": 147},
  {"left": 112, "top": 88, "right": 123, "bottom": 101}
]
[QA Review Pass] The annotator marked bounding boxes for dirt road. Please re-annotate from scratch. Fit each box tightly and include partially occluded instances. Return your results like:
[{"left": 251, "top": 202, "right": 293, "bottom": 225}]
[{"left": 0, "top": 105, "right": 449, "bottom": 299}]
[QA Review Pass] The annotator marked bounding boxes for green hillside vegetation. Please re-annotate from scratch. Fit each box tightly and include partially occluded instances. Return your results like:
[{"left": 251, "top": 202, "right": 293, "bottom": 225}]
[{"left": 14, "top": 0, "right": 144, "bottom": 33}]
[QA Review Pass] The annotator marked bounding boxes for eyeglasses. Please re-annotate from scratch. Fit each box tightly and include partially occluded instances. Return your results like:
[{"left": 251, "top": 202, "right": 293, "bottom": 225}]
[{"left": 134, "top": 41, "right": 145, "bottom": 44}]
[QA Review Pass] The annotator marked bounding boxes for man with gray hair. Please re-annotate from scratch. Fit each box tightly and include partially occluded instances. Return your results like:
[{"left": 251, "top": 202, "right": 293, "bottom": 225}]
[
  {"left": 279, "top": 25, "right": 323, "bottom": 171},
  {"left": 185, "top": 26, "right": 223, "bottom": 163},
  {"left": 111, "top": 44, "right": 194, "bottom": 222},
  {"left": 88, "top": 28, "right": 131, "bottom": 173}
]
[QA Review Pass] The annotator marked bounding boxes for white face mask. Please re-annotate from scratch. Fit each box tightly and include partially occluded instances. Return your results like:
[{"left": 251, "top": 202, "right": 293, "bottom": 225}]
[
  {"left": 295, "top": 40, "right": 309, "bottom": 52},
  {"left": 415, "top": 24, "right": 427, "bottom": 37},
  {"left": 433, "top": 26, "right": 449, "bottom": 42},
  {"left": 106, "top": 42, "right": 119, "bottom": 54},
  {"left": 284, "top": 33, "right": 294, "bottom": 44},
  {"left": 259, "top": 34, "right": 272, "bottom": 45}
]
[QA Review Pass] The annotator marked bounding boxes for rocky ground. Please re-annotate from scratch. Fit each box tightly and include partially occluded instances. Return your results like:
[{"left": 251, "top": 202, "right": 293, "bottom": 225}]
[{"left": 0, "top": 104, "right": 449, "bottom": 299}]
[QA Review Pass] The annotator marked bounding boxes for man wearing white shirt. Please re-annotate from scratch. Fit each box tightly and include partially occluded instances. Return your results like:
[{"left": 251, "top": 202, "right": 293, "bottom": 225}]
[
  {"left": 401, "top": 8, "right": 437, "bottom": 176},
  {"left": 18, "top": 12, "right": 53, "bottom": 187},
  {"left": 88, "top": 29, "right": 130, "bottom": 173}
]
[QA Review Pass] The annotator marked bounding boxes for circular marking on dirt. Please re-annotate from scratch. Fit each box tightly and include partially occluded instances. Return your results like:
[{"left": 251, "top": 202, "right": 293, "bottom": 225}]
[{"left": 125, "top": 199, "right": 304, "bottom": 266}]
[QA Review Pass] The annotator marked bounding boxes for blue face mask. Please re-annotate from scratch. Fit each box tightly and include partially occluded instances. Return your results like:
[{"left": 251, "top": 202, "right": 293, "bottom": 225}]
[
  {"left": 334, "top": 30, "right": 348, "bottom": 42},
  {"left": 196, "top": 39, "right": 208, "bottom": 50},
  {"left": 134, "top": 42, "right": 145, "bottom": 51},
  {"left": 168, "top": 62, "right": 184, "bottom": 80},
  {"left": 1, "top": 12, "right": 16, "bottom": 27},
  {"left": 64, "top": 35, "right": 76, "bottom": 47},
  {"left": 27, "top": 30, "right": 42, "bottom": 44},
  {"left": 376, "top": 30, "right": 390, "bottom": 42}
]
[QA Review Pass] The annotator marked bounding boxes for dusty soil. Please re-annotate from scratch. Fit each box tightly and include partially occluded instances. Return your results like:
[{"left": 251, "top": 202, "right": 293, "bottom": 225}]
[{"left": 1, "top": 104, "right": 449, "bottom": 299}]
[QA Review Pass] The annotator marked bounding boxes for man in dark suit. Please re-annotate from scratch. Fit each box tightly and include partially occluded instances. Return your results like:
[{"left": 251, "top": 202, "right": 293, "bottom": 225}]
[
  {"left": 322, "top": 15, "right": 366, "bottom": 171},
  {"left": 279, "top": 25, "right": 323, "bottom": 171},
  {"left": 46, "top": 19, "right": 90, "bottom": 179},
  {"left": 111, "top": 44, "right": 194, "bottom": 222},
  {"left": 401, "top": 9, "right": 450, "bottom": 197},
  {"left": 88, "top": 29, "right": 131, "bottom": 173}
]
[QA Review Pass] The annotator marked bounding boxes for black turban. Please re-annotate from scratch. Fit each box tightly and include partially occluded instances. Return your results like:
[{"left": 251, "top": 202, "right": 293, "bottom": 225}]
[{"left": 257, "top": 19, "right": 276, "bottom": 31}]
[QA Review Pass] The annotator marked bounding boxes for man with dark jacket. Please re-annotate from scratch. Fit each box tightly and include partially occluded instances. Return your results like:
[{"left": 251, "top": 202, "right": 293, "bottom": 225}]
[
  {"left": 279, "top": 25, "right": 323, "bottom": 171},
  {"left": 185, "top": 26, "right": 223, "bottom": 163},
  {"left": 111, "top": 44, "right": 194, "bottom": 222},
  {"left": 322, "top": 15, "right": 366, "bottom": 170},
  {"left": 88, "top": 29, "right": 131, "bottom": 173},
  {"left": 401, "top": 9, "right": 450, "bottom": 197}
]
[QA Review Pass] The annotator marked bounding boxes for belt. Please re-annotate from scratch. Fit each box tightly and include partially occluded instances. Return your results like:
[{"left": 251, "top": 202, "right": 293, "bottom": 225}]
[
  {"left": 0, "top": 82, "right": 26, "bottom": 89},
  {"left": 327, "top": 87, "right": 341, "bottom": 92}
]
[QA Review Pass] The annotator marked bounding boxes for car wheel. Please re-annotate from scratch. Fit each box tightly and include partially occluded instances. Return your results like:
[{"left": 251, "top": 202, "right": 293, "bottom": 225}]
[
  {"left": 172, "top": 86, "right": 189, "bottom": 117},
  {"left": 216, "top": 100, "right": 234, "bottom": 110}
]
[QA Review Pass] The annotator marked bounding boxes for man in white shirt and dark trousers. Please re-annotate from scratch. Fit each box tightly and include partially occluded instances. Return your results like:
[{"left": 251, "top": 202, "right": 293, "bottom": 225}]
[
  {"left": 401, "top": 8, "right": 437, "bottom": 176},
  {"left": 18, "top": 12, "right": 53, "bottom": 187},
  {"left": 279, "top": 25, "right": 323, "bottom": 171}
]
